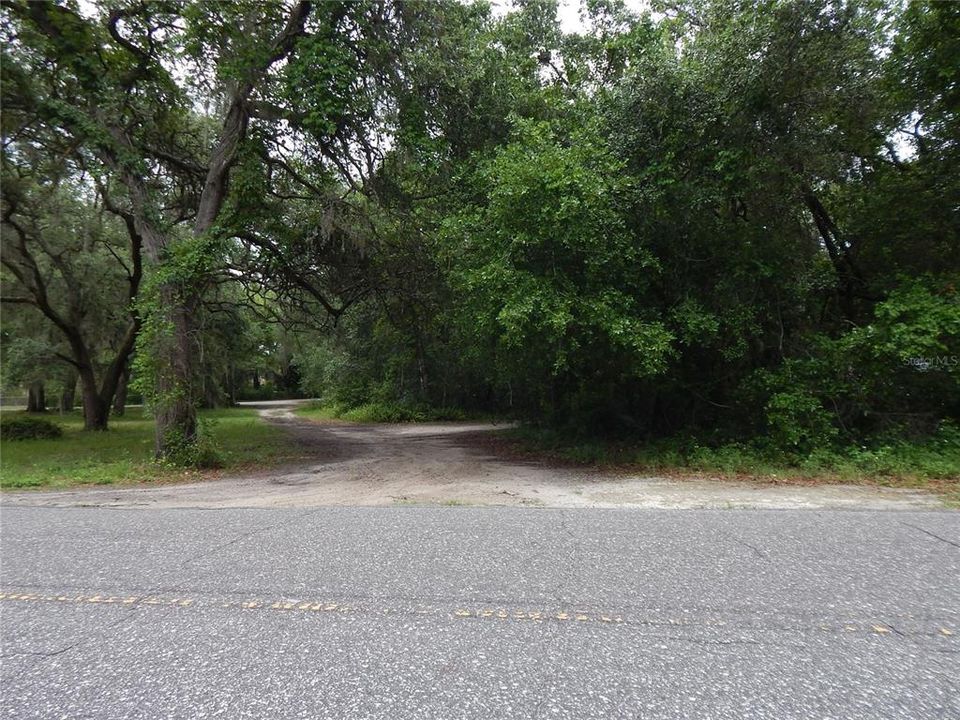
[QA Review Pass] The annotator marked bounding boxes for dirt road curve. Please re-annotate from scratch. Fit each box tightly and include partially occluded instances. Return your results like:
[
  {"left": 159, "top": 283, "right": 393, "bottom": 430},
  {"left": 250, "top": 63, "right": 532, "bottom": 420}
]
[{"left": 1, "top": 401, "right": 946, "bottom": 510}]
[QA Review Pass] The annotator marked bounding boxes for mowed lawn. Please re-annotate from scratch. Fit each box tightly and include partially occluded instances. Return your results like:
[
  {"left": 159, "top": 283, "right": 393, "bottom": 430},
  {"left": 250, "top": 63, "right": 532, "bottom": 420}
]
[{"left": 0, "top": 408, "right": 300, "bottom": 490}]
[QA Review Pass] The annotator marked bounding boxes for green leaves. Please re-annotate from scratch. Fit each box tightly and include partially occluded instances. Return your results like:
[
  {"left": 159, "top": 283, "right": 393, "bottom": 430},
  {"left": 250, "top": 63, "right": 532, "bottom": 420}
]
[
  {"left": 5, "top": 0, "right": 957, "bottom": 450},
  {"left": 862, "top": 278, "right": 960, "bottom": 374},
  {"left": 764, "top": 390, "right": 839, "bottom": 454},
  {"left": 442, "top": 117, "right": 670, "bottom": 416},
  {"left": 284, "top": 31, "right": 359, "bottom": 139}
]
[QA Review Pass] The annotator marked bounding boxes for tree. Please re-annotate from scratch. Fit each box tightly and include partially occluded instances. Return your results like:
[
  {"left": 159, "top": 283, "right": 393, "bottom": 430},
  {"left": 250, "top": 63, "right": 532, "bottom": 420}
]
[
  {"left": 443, "top": 118, "right": 672, "bottom": 425},
  {"left": 1, "top": 171, "right": 141, "bottom": 430},
  {"left": 3, "top": 0, "right": 482, "bottom": 455},
  {"left": 1, "top": 0, "right": 328, "bottom": 453},
  {"left": 2, "top": 0, "right": 956, "bottom": 456}
]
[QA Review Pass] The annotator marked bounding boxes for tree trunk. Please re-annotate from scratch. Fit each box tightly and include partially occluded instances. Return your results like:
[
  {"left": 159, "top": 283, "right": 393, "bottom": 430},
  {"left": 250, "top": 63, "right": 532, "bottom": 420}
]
[
  {"left": 76, "top": 319, "right": 139, "bottom": 432},
  {"left": 228, "top": 364, "right": 236, "bottom": 406},
  {"left": 153, "top": 292, "right": 197, "bottom": 455},
  {"left": 60, "top": 370, "right": 77, "bottom": 412},
  {"left": 81, "top": 386, "right": 109, "bottom": 431},
  {"left": 415, "top": 331, "right": 429, "bottom": 398},
  {"left": 202, "top": 382, "right": 221, "bottom": 409},
  {"left": 78, "top": 367, "right": 108, "bottom": 431},
  {"left": 112, "top": 365, "right": 130, "bottom": 416},
  {"left": 801, "top": 186, "right": 865, "bottom": 320},
  {"left": 26, "top": 381, "right": 46, "bottom": 412}
]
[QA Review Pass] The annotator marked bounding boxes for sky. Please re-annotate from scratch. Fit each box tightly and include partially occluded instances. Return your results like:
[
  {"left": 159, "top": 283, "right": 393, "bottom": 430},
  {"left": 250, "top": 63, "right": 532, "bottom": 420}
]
[{"left": 490, "top": 0, "right": 652, "bottom": 34}]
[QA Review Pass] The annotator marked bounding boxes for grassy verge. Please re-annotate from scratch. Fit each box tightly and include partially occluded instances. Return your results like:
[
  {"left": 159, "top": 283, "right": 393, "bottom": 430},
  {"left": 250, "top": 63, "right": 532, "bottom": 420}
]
[
  {"left": 295, "top": 400, "right": 480, "bottom": 424},
  {"left": 0, "top": 407, "right": 300, "bottom": 490},
  {"left": 498, "top": 427, "right": 960, "bottom": 503}
]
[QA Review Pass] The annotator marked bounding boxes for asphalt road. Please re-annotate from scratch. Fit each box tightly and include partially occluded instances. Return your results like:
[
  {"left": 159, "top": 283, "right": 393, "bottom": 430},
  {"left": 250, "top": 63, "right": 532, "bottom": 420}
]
[{"left": 1, "top": 506, "right": 958, "bottom": 719}]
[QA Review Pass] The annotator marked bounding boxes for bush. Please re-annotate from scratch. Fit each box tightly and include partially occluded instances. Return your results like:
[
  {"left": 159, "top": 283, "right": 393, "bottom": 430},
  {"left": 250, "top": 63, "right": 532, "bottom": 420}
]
[
  {"left": 340, "top": 402, "right": 469, "bottom": 423},
  {"left": 0, "top": 414, "right": 64, "bottom": 440},
  {"left": 157, "top": 419, "right": 222, "bottom": 468},
  {"left": 341, "top": 402, "right": 422, "bottom": 423},
  {"left": 298, "top": 401, "right": 472, "bottom": 424},
  {"left": 764, "top": 390, "right": 839, "bottom": 454}
]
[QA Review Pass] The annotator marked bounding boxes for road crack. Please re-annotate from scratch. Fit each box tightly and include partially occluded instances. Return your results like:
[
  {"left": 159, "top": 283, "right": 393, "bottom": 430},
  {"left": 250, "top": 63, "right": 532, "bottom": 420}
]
[{"left": 899, "top": 522, "right": 960, "bottom": 550}]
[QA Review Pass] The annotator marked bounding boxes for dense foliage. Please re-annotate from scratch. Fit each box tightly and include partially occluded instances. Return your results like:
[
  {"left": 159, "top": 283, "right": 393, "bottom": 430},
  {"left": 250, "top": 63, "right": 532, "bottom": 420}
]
[
  {"left": 2, "top": 0, "right": 958, "bottom": 463},
  {"left": 294, "top": 0, "right": 959, "bottom": 457}
]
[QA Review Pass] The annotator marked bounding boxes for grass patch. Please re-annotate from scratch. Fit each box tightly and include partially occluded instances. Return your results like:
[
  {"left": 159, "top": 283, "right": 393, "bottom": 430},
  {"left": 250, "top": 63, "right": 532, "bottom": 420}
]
[
  {"left": 0, "top": 407, "right": 299, "bottom": 491},
  {"left": 294, "top": 403, "right": 344, "bottom": 422},
  {"left": 295, "top": 400, "right": 478, "bottom": 424},
  {"left": 502, "top": 425, "right": 960, "bottom": 499}
]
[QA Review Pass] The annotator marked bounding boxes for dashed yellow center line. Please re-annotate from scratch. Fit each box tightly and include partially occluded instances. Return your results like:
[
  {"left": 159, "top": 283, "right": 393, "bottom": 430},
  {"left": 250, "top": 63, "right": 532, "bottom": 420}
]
[
  {"left": 0, "top": 591, "right": 350, "bottom": 614},
  {"left": 0, "top": 590, "right": 616, "bottom": 623},
  {"left": 0, "top": 591, "right": 954, "bottom": 637},
  {"left": 0, "top": 592, "right": 192, "bottom": 608},
  {"left": 451, "top": 607, "right": 622, "bottom": 623}
]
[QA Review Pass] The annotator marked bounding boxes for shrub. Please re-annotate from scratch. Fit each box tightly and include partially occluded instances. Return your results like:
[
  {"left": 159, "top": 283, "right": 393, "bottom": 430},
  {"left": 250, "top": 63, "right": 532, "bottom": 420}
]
[
  {"left": 0, "top": 414, "right": 64, "bottom": 440},
  {"left": 348, "top": 402, "right": 475, "bottom": 423},
  {"left": 157, "top": 419, "right": 222, "bottom": 468},
  {"left": 340, "top": 402, "right": 429, "bottom": 423},
  {"left": 764, "top": 390, "right": 839, "bottom": 454}
]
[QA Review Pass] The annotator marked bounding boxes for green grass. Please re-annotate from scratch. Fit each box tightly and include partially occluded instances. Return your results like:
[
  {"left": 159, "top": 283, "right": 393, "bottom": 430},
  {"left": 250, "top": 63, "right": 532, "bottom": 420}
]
[
  {"left": 295, "top": 400, "right": 477, "bottom": 423},
  {"left": 295, "top": 402, "right": 343, "bottom": 422},
  {"left": 0, "top": 407, "right": 300, "bottom": 490},
  {"left": 504, "top": 426, "right": 960, "bottom": 502}
]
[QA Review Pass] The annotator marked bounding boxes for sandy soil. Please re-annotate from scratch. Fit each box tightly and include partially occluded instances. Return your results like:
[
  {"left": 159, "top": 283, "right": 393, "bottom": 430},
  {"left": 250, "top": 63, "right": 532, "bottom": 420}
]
[{"left": 0, "top": 401, "right": 947, "bottom": 510}]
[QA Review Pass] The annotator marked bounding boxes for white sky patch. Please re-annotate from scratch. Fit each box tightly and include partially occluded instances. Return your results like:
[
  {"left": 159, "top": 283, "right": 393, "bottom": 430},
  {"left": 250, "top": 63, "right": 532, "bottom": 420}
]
[{"left": 490, "top": 0, "right": 651, "bottom": 34}]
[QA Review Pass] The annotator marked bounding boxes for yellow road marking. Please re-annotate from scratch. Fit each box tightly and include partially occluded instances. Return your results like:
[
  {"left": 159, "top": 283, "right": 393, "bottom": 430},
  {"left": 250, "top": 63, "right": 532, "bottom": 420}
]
[{"left": 0, "top": 591, "right": 953, "bottom": 636}]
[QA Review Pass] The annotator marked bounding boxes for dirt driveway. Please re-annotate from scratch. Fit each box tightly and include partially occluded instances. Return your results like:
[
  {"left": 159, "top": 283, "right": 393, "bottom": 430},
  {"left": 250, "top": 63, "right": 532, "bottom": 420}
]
[{"left": 1, "top": 401, "right": 946, "bottom": 510}]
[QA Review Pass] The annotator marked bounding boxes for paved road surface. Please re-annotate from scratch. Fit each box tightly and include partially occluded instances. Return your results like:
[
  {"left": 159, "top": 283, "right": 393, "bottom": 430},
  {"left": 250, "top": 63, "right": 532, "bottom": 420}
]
[{"left": 1, "top": 506, "right": 958, "bottom": 719}]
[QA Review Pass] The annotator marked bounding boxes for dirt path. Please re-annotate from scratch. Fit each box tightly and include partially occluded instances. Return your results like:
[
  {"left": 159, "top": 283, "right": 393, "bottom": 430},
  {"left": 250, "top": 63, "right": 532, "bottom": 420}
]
[{"left": 1, "top": 401, "right": 946, "bottom": 510}]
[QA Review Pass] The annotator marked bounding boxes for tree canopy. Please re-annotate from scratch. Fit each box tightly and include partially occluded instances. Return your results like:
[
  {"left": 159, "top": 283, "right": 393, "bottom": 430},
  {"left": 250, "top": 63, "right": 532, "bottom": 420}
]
[{"left": 2, "top": 0, "right": 957, "bottom": 460}]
